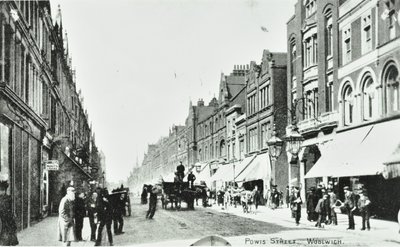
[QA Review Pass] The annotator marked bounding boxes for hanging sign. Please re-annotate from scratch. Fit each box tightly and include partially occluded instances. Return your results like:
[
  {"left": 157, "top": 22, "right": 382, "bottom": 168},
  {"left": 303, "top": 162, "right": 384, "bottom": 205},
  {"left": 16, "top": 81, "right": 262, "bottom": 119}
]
[{"left": 44, "top": 160, "right": 60, "bottom": 171}]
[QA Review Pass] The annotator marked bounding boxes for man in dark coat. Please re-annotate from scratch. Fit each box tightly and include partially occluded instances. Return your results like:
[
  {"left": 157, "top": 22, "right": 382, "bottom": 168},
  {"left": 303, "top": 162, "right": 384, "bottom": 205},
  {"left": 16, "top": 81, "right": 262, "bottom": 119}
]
[
  {"left": 290, "top": 186, "right": 302, "bottom": 226},
  {"left": 187, "top": 171, "right": 196, "bottom": 189},
  {"left": 113, "top": 193, "right": 126, "bottom": 235},
  {"left": 176, "top": 161, "right": 185, "bottom": 181},
  {"left": 95, "top": 189, "right": 113, "bottom": 246},
  {"left": 343, "top": 186, "right": 356, "bottom": 230},
  {"left": 0, "top": 180, "right": 18, "bottom": 246},
  {"left": 74, "top": 192, "right": 86, "bottom": 241},
  {"left": 146, "top": 186, "right": 159, "bottom": 219},
  {"left": 315, "top": 193, "right": 328, "bottom": 228},
  {"left": 87, "top": 192, "right": 98, "bottom": 241}
]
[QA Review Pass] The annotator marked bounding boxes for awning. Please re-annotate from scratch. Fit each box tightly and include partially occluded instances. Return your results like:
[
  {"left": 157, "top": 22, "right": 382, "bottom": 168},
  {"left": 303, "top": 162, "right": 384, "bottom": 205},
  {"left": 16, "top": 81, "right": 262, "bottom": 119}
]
[
  {"left": 235, "top": 153, "right": 271, "bottom": 182},
  {"left": 305, "top": 118, "right": 400, "bottom": 178},
  {"left": 383, "top": 144, "right": 400, "bottom": 179},
  {"left": 211, "top": 163, "right": 234, "bottom": 182},
  {"left": 194, "top": 163, "right": 211, "bottom": 186},
  {"left": 304, "top": 124, "right": 374, "bottom": 178}
]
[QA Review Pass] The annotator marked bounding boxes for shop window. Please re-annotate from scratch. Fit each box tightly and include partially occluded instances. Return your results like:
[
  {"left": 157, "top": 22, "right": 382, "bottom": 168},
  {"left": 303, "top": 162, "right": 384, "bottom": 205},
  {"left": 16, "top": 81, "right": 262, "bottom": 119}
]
[{"left": 0, "top": 123, "right": 10, "bottom": 195}]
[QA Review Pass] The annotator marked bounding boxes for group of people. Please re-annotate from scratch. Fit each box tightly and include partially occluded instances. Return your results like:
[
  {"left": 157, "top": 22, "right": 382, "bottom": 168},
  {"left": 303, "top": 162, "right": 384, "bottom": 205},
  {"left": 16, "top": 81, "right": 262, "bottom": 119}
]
[
  {"left": 302, "top": 182, "right": 371, "bottom": 230},
  {"left": 214, "top": 184, "right": 262, "bottom": 214},
  {"left": 58, "top": 185, "right": 131, "bottom": 246}
]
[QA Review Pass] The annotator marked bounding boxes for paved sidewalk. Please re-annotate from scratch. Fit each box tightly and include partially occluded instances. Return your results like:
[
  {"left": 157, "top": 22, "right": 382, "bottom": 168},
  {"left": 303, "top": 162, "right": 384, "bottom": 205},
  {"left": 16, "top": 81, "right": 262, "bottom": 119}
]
[{"left": 206, "top": 202, "right": 400, "bottom": 244}]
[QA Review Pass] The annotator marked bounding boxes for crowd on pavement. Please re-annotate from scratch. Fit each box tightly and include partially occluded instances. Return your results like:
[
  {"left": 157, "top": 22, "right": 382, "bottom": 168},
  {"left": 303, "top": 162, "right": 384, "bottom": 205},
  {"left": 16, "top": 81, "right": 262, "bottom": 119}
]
[{"left": 57, "top": 184, "right": 132, "bottom": 246}]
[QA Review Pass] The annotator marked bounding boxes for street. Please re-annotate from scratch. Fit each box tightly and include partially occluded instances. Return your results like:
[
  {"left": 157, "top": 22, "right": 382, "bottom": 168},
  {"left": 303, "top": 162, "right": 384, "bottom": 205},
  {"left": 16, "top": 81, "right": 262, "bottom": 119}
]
[{"left": 18, "top": 198, "right": 400, "bottom": 246}]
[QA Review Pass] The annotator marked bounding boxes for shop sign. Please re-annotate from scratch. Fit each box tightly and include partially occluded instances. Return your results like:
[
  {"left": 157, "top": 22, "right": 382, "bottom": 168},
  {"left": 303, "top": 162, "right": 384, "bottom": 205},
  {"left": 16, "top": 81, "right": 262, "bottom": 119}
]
[{"left": 44, "top": 160, "right": 59, "bottom": 171}]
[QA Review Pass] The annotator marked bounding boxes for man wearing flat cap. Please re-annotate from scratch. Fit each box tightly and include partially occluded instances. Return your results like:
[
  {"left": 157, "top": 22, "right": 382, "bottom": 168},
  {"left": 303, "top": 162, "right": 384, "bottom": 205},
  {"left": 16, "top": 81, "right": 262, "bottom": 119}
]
[
  {"left": 0, "top": 180, "right": 18, "bottom": 246},
  {"left": 58, "top": 187, "right": 76, "bottom": 246}
]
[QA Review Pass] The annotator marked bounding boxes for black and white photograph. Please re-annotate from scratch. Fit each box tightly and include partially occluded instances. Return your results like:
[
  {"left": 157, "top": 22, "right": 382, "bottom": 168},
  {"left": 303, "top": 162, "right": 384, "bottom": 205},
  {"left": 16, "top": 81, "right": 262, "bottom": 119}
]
[{"left": 0, "top": 0, "right": 400, "bottom": 246}]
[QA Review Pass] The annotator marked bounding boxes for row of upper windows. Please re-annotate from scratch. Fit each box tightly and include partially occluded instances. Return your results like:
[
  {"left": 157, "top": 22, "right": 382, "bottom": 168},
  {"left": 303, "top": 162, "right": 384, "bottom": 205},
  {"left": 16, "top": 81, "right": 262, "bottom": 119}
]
[
  {"left": 341, "top": 63, "right": 399, "bottom": 126},
  {"left": 247, "top": 84, "right": 271, "bottom": 115}
]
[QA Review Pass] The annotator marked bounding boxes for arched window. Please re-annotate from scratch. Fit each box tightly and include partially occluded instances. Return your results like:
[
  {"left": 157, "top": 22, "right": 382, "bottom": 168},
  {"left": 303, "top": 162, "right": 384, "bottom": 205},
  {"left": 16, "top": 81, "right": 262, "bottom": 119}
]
[
  {"left": 205, "top": 146, "right": 208, "bottom": 160},
  {"left": 343, "top": 84, "right": 354, "bottom": 125},
  {"left": 361, "top": 75, "right": 376, "bottom": 120},
  {"left": 384, "top": 64, "right": 399, "bottom": 113},
  {"left": 220, "top": 140, "right": 225, "bottom": 157},
  {"left": 198, "top": 149, "right": 202, "bottom": 161}
]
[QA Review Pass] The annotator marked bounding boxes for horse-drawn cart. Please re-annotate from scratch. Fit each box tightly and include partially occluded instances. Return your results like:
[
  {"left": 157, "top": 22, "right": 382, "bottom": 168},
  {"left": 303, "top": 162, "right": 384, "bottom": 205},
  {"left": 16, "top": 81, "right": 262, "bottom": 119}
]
[{"left": 161, "top": 181, "right": 205, "bottom": 210}]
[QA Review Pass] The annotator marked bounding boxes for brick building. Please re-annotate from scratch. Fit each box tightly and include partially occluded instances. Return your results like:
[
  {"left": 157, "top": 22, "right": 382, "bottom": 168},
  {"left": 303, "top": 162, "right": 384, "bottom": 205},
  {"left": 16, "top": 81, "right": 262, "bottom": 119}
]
[{"left": 0, "top": 1, "right": 102, "bottom": 229}]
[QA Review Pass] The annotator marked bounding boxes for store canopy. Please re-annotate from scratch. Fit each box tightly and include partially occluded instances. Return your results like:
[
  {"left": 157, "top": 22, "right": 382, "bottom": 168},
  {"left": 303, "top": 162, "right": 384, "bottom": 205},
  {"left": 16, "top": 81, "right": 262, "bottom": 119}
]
[
  {"left": 194, "top": 163, "right": 211, "bottom": 186},
  {"left": 235, "top": 153, "right": 271, "bottom": 182},
  {"left": 383, "top": 144, "right": 400, "bottom": 179},
  {"left": 211, "top": 163, "right": 234, "bottom": 182},
  {"left": 305, "top": 119, "right": 400, "bottom": 178}
]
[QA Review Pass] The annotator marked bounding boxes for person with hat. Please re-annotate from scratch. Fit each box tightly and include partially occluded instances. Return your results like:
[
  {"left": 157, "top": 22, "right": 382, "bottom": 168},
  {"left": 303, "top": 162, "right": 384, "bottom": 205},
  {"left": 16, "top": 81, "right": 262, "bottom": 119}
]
[
  {"left": 86, "top": 192, "right": 99, "bottom": 241},
  {"left": 187, "top": 170, "right": 196, "bottom": 189},
  {"left": 58, "top": 187, "right": 76, "bottom": 246},
  {"left": 176, "top": 161, "right": 185, "bottom": 182},
  {"left": 0, "top": 180, "right": 18, "bottom": 246},
  {"left": 95, "top": 188, "right": 113, "bottom": 246},
  {"left": 358, "top": 189, "right": 371, "bottom": 231},
  {"left": 327, "top": 188, "right": 338, "bottom": 225},
  {"left": 74, "top": 191, "right": 86, "bottom": 241},
  {"left": 315, "top": 193, "right": 329, "bottom": 228},
  {"left": 343, "top": 186, "right": 356, "bottom": 230},
  {"left": 306, "top": 187, "right": 318, "bottom": 222},
  {"left": 146, "top": 185, "right": 159, "bottom": 219},
  {"left": 290, "top": 186, "right": 302, "bottom": 226}
]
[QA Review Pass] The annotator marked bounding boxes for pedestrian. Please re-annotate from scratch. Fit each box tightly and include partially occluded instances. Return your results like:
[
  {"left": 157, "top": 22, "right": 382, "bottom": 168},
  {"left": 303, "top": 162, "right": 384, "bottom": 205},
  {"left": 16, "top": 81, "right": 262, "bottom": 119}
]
[
  {"left": 187, "top": 171, "right": 196, "bottom": 189},
  {"left": 285, "top": 185, "right": 290, "bottom": 208},
  {"left": 306, "top": 187, "right": 318, "bottom": 221},
  {"left": 252, "top": 185, "right": 261, "bottom": 211},
  {"left": 74, "top": 191, "right": 86, "bottom": 241},
  {"left": 315, "top": 193, "right": 328, "bottom": 228},
  {"left": 271, "top": 185, "right": 280, "bottom": 209},
  {"left": 290, "top": 186, "right": 302, "bottom": 226},
  {"left": 58, "top": 187, "right": 76, "bottom": 246},
  {"left": 141, "top": 185, "right": 148, "bottom": 204},
  {"left": 358, "top": 189, "right": 371, "bottom": 231},
  {"left": 176, "top": 161, "right": 185, "bottom": 181},
  {"left": 224, "top": 188, "right": 230, "bottom": 210},
  {"left": 113, "top": 193, "right": 125, "bottom": 235},
  {"left": 95, "top": 189, "right": 113, "bottom": 246},
  {"left": 87, "top": 192, "right": 99, "bottom": 242},
  {"left": 327, "top": 189, "right": 338, "bottom": 225},
  {"left": 0, "top": 180, "right": 18, "bottom": 246},
  {"left": 146, "top": 185, "right": 159, "bottom": 219},
  {"left": 342, "top": 186, "right": 356, "bottom": 230}
]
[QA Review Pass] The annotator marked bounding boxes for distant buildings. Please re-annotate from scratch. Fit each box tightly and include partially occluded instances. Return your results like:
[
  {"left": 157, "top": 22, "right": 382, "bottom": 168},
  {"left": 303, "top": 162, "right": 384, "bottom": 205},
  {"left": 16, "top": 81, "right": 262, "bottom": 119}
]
[
  {"left": 129, "top": 0, "right": 400, "bottom": 221},
  {"left": 0, "top": 1, "right": 103, "bottom": 230}
]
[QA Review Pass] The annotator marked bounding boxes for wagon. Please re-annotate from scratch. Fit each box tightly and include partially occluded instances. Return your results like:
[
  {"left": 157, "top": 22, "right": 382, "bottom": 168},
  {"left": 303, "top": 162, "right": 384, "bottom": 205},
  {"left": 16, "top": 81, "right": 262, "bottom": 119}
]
[{"left": 161, "top": 181, "right": 206, "bottom": 210}]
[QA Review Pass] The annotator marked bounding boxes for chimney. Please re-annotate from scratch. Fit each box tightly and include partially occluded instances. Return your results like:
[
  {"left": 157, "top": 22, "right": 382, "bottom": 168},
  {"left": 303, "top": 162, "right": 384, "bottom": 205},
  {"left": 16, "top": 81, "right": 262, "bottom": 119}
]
[{"left": 197, "top": 98, "right": 204, "bottom": 107}]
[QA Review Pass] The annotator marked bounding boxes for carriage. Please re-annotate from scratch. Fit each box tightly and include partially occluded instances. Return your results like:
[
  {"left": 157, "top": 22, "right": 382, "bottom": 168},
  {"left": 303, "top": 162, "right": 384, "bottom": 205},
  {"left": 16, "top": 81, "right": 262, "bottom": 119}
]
[{"left": 161, "top": 181, "right": 206, "bottom": 210}]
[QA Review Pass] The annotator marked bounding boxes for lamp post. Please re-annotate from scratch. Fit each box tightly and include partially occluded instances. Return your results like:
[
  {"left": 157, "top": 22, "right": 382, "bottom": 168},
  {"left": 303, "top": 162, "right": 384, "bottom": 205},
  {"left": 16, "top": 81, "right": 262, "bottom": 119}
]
[{"left": 266, "top": 97, "right": 309, "bottom": 191}]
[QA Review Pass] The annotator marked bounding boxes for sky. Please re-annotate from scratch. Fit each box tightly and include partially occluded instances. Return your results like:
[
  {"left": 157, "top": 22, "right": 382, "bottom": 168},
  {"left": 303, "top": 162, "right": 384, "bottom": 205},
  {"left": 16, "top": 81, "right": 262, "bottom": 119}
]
[{"left": 50, "top": 0, "right": 297, "bottom": 183}]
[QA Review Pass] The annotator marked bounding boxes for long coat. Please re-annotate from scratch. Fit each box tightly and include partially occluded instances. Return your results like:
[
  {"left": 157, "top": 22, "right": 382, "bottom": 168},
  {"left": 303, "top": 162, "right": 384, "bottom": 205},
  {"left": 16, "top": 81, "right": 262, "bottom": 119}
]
[
  {"left": 0, "top": 194, "right": 18, "bottom": 246},
  {"left": 58, "top": 196, "right": 75, "bottom": 242}
]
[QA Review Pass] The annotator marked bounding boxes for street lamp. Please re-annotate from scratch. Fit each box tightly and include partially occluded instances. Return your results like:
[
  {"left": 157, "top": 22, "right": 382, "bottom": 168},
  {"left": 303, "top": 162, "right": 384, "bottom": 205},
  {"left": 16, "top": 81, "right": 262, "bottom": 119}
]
[
  {"left": 267, "top": 124, "right": 284, "bottom": 160},
  {"left": 285, "top": 125, "right": 304, "bottom": 158}
]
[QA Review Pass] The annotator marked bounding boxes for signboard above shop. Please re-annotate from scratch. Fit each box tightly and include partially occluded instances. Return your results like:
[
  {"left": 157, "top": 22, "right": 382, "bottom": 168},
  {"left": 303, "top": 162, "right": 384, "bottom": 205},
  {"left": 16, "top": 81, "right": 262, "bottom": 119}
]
[{"left": 44, "top": 160, "right": 60, "bottom": 171}]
